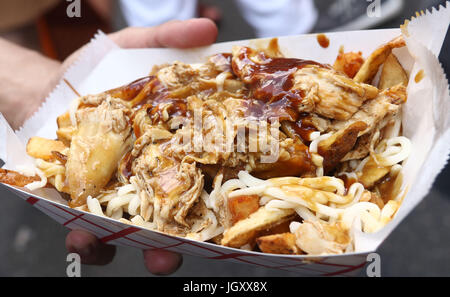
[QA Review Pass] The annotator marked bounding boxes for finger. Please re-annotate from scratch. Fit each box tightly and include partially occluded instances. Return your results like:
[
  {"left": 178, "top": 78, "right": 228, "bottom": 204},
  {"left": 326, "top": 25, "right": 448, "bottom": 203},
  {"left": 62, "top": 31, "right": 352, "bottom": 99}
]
[
  {"left": 65, "top": 229, "right": 116, "bottom": 266},
  {"left": 109, "top": 18, "right": 218, "bottom": 49},
  {"left": 143, "top": 249, "right": 183, "bottom": 275}
]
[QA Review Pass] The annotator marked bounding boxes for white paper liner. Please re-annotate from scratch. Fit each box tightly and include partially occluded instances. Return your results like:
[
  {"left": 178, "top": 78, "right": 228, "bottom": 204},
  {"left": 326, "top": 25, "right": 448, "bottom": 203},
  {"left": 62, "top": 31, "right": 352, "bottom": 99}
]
[
  {"left": 403, "top": 2, "right": 450, "bottom": 57},
  {"left": 15, "top": 31, "right": 119, "bottom": 143},
  {"left": 0, "top": 113, "right": 34, "bottom": 170},
  {"left": 0, "top": 4, "right": 449, "bottom": 269}
]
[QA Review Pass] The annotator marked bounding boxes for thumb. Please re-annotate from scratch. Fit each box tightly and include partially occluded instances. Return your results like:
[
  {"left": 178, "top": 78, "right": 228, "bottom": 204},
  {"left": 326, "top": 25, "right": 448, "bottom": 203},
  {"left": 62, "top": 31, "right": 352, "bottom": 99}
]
[
  {"left": 109, "top": 18, "right": 218, "bottom": 49},
  {"left": 60, "top": 18, "right": 218, "bottom": 80}
]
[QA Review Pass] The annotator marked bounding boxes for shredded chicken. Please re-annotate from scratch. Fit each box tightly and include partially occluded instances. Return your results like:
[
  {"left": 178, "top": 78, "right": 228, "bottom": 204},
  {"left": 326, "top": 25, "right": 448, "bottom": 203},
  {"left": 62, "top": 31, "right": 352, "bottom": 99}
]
[
  {"left": 231, "top": 45, "right": 379, "bottom": 121},
  {"left": 293, "top": 221, "right": 351, "bottom": 255}
]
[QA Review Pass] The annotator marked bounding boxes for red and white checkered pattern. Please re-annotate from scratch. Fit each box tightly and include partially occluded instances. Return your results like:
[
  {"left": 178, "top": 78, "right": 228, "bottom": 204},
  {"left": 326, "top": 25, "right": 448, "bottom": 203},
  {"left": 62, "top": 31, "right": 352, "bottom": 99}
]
[{"left": 4, "top": 184, "right": 369, "bottom": 276}]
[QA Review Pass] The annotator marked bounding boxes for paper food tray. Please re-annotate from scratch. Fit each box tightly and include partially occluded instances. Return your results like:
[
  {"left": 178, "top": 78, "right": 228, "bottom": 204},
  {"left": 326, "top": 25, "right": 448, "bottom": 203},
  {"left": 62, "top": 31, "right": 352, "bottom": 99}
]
[{"left": 1, "top": 4, "right": 449, "bottom": 276}]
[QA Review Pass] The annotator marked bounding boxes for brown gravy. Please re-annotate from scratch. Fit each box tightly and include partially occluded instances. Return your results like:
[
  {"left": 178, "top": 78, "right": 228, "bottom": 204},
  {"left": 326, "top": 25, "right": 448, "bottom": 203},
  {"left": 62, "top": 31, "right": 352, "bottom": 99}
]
[
  {"left": 232, "top": 46, "right": 328, "bottom": 122},
  {"left": 415, "top": 69, "right": 425, "bottom": 83},
  {"left": 317, "top": 34, "right": 330, "bottom": 49}
]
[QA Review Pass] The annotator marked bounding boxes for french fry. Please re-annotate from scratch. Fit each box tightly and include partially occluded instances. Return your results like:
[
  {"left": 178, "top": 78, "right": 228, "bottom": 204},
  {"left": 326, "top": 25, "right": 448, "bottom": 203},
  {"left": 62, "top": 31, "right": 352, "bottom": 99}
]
[
  {"left": 221, "top": 207, "right": 296, "bottom": 248},
  {"left": 227, "top": 195, "right": 260, "bottom": 225},
  {"left": 236, "top": 219, "right": 294, "bottom": 251},
  {"left": 256, "top": 233, "right": 301, "bottom": 255},
  {"left": 106, "top": 76, "right": 153, "bottom": 102},
  {"left": 0, "top": 168, "right": 40, "bottom": 187},
  {"left": 57, "top": 111, "right": 72, "bottom": 128},
  {"left": 210, "top": 234, "right": 223, "bottom": 245},
  {"left": 263, "top": 218, "right": 293, "bottom": 235},
  {"left": 253, "top": 142, "right": 316, "bottom": 179},
  {"left": 354, "top": 36, "right": 406, "bottom": 84},
  {"left": 56, "top": 126, "right": 76, "bottom": 146},
  {"left": 318, "top": 121, "right": 368, "bottom": 173},
  {"left": 379, "top": 54, "right": 409, "bottom": 90},
  {"left": 26, "top": 137, "right": 67, "bottom": 162},
  {"left": 357, "top": 157, "right": 390, "bottom": 188},
  {"left": 333, "top": 48, "right": 365, "bottom": 78}
]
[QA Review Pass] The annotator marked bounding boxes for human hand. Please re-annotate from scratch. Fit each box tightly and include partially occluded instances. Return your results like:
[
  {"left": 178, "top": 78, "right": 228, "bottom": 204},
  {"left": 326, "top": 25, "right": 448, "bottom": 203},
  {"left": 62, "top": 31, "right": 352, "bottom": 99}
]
[
  {"left": 1, "top": 18, "right": 217, "bottom": 130},
  {"left": 66, "top": 230, "right": 183, "bottom": 275},
  {"left": 60, "top": 18, "right": 217, "bottom": 275}
]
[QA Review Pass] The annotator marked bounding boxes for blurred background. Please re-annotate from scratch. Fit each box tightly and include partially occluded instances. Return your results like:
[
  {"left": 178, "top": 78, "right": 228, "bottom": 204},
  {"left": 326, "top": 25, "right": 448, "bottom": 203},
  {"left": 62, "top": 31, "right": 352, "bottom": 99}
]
[{"left": 0, "top": 0, "right": 448, "bottom": 276}]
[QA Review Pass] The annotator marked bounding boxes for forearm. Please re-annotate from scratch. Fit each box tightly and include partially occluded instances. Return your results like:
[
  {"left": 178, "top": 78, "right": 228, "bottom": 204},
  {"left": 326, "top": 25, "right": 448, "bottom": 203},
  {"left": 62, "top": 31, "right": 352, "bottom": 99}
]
[{"left": 0, "top": 38, "right": 61, "bottom": 129}]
